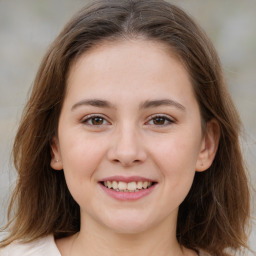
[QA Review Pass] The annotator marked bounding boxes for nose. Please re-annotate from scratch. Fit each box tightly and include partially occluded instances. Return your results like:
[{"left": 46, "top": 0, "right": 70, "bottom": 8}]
[{"left": 107, "top": 124, "right": 147, "bottom": 167}]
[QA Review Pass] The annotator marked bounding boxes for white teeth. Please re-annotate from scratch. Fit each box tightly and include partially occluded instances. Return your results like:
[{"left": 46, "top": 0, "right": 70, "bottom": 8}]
[
  {"left": 142, "top": 181, "right": 148, "bottom": 189},
  {"left": 127, "top": 182, "right": 136, "bottom": 191},
  {"left": 118, "top": 181, "right": 127, "bottom": 190},
  {"left": 137, "top": 181, "right": 143, "bottom": 189},
  {"left": 103, "top": 180, "right": 153, "bottom": 192},
  {"left": 107, "top": 181, "right": 112, "bottom": 188},
  {"left": 112, "top": 181, "right": 118, "bottom": 189}
]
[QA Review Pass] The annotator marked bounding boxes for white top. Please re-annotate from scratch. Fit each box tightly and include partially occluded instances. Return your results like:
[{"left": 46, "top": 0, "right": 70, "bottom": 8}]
[
  {"left": 0, "top": 235, "right": 61, "bottom": 256},
  {"left": 0, "top": 234, "right": 210, "bottom": 256}
]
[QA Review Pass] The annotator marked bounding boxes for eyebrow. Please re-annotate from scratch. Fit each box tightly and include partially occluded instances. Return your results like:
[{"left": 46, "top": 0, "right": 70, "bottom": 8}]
[
  {"left": 140, "top": 99, "right": 186, "bottom": 111},
  {"left": 71, "top": 99, "right": 115, "bottom": 111},
  {"left": 71, "top": 98, "right": 185, "bottom": 111}
]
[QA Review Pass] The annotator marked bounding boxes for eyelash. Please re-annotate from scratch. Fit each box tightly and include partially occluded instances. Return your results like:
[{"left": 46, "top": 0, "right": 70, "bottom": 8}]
[
  {"left": 81, "top": 114, "right": 110, "bottom": 126},
  {"left": 81, "top": 114, "right": 174, "bottom": 127},
  {"left": 145, "top": 115, "right": 175, "bottom": 126}
]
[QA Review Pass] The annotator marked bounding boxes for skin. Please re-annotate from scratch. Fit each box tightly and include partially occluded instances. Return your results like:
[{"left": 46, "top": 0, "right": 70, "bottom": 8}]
[{"left": 51, "top": 39, "right": 219, "bottom": 256}]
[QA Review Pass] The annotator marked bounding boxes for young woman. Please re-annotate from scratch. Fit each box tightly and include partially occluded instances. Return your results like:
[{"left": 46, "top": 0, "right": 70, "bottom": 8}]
[{"left": 0, "top": 0, "right": 250, "bottom": 255}]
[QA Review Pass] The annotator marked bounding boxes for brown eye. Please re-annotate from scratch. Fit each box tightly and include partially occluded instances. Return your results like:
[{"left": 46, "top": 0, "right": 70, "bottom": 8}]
[
  {"left": 153, "top": 117, "right": 166, "bottom": 125},
  {"left": 91, "top": 117, "right": 104, "bottom": 125},
  {"left": 82, "top": 115, "right": 109, "bottom": 126},
  {"left": 147, "top": 115, "right": 174, "bottom": 126}
]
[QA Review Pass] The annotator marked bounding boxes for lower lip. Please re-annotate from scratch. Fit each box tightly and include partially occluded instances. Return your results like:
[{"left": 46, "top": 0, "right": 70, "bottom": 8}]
[{"left": 99, "top": 183, "right": 156, "bottom": 201}]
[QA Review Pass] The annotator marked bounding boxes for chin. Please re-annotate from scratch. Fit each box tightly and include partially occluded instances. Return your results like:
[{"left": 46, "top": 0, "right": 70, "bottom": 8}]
[
  {"left": 102, "top": 211, "right": 155, "bottom": 235},
  {"left": 108, "top": 222, "right": 150, "bottom": 235}
]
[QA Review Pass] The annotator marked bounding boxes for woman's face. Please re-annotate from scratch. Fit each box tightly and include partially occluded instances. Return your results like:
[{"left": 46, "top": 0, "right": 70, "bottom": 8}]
[{"left": 51, "top": 39, "right": 217, "bottom": 234}]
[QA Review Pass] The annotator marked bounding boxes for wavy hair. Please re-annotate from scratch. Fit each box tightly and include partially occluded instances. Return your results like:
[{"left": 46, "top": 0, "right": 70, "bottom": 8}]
[{"left": 1, "top": 1, "right": 250, "bottom": 255}]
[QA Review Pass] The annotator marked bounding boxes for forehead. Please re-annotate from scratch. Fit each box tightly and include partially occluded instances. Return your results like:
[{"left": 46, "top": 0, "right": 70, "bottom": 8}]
[
  {"left": 69, "top": 39, "right": 181, "bottom": 75},
  {"left": 65, "top": 39, "right": 196, "bottom": 107}
]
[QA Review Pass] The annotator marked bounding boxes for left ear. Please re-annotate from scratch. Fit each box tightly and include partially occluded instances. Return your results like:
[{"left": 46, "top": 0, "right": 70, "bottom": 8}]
[
  {"left": 196, "top": 119, "right": 220, "bottom": 172},
  {"left": 50, "top": 136, "right": 63, "bottom": 170}
]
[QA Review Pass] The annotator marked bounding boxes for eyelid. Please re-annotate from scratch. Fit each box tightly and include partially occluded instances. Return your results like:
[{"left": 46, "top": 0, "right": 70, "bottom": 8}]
[
  {"left": 145, "top": 114, "right": 175, "bottom": 126},
  {"left": 81, "top": 114, "right": 111, "bottom": 126}
]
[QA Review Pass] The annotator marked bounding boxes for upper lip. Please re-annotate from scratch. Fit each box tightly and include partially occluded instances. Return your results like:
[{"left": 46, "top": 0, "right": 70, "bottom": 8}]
[{"left": 100, "top": 176, "right": 156, "bottom": 183}]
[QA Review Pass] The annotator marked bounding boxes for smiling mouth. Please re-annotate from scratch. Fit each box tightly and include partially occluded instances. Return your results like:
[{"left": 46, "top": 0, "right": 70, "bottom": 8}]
[{"left": 100, "top": 181, "right": 155, "bottom": 192}]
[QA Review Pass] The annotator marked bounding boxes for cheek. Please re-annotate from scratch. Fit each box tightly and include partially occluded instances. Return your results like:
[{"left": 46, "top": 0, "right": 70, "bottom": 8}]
[
  {"left": 151, "top": 133, "right": 201, "bottom": 195},
  {"left": 61, "top": 132, "right": 106, "bottom": 172},
  {"left": 59, "top": 134, "right": 107, "bottom": 196},
  {"left": 153, "top": 134, "right": 201, "bottom": 171}
]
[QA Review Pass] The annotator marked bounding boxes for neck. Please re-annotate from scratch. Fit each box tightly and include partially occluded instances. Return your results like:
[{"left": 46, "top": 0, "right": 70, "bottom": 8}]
[{"left": 71, "top": 213, "right": 185, "bottom": 256}]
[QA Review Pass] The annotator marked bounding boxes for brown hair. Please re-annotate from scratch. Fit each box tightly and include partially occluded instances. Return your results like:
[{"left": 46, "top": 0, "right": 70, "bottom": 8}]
[{"left": 1, "top": 0, "right": 250, "bottom": 255}]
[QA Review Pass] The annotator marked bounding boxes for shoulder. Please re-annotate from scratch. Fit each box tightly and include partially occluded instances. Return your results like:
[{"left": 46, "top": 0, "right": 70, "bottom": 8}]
[{"left": 0, "top": 235, "right": 61, "bottom": 256}]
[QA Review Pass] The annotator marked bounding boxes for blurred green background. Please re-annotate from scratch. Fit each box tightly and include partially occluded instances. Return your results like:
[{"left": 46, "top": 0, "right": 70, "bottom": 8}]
[{"left": 0, "top": 0, "right": 255, "bottom": 253}]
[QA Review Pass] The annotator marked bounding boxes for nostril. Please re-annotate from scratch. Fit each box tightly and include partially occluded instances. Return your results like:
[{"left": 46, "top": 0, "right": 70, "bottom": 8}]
[{"left": 112, "top": 158, "right": 142, "bottom": 167}]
